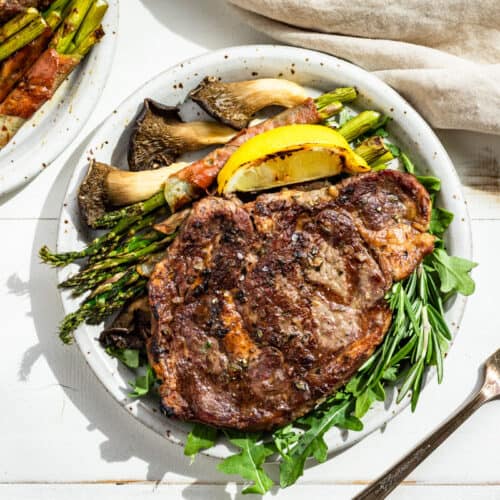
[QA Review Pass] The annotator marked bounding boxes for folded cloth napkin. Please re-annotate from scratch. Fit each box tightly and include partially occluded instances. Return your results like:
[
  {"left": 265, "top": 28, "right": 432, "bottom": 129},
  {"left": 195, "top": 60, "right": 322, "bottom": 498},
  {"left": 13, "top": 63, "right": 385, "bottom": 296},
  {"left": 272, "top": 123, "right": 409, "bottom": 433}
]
[{"left": 228, "top": 0, "right": 500, "bottom": 135}]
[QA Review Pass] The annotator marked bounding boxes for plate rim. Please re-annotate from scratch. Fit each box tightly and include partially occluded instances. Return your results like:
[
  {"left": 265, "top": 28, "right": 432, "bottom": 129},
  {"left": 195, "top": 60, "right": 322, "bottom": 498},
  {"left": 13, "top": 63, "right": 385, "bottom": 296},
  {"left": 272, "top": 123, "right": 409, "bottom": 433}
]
[
  {"left": 55, "top": 44, "right": 472, "bottom": 460},
  {"left": 0, "top": 0, "right": 120, "bottom": 196}
]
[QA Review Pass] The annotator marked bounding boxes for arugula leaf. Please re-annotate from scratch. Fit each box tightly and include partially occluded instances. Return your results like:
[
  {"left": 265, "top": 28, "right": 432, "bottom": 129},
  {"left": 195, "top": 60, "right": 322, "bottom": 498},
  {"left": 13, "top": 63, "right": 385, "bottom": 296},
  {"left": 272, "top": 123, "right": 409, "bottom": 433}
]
[
  {"left": 399, "top": 151, "right": 441, "bottom": 196},
  {"left": 128, "top": 364, "right": 156, "bottom": 398},
  {"left": 429, "top": 207, "right": 454, "bottom": 238},
  {"left": 354, "top": 388, "right": 377, "bottom": 418},
  {"left": 416, "top": 175, "right": 441, "bottom": 194},
  {"left": 432, "top": 248, "right": 477, "bottom": 296},
  {"left": 385, "top": 142, "right": 401, "bottom": 158},
  {"left": 373, "top": 127, "right": 389, "bottom": 138},
  {"left": 217, "top": 433, "right": 275, "bottom": 495},
  {"left": 184, "top": 423, "right": 218, "bottom": 459},
  {"left": 279, "top": 399, "right": 351, "bottom": 487},
  {"left": 400, "top": 152, "right": 415, "bottom": 174},
  {"left": 105, "top": 346, "right": 140, "bottom": 369}
]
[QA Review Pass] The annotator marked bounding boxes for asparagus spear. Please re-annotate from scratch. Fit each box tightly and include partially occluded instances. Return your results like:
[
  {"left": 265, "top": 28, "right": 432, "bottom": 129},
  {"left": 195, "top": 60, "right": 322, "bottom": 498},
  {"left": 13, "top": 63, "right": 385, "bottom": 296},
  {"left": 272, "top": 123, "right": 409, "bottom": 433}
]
[
  {"left": 338, "top": 110, "right": 382, "bottom": 142},
  {"left": 0, "top": 8, "right": 40, "bottom": 44},
  {"left": 59, "top": 274, "right": 147, "bottom": 343},
  {"left": 44, "top": 0, "right": 74, "bottom": 19},
  {"left": 87, "top": 207, "right": 168, "bottom": 264},
  {"left": 40, "top": 211, "right": 145, "bottom": 266},
  {"left": 68, "top": 265, "right": 130, "bottom": 296},
  {"left": 0, "top": 15, "right": 48, "bottom": 62},
  {"left": 69, "top": 22, "right": 104, "bottom": 57},
  {"left": 73, "top": 0, "right": 108, "bottom": 47},
  {"left": 75, "top": 234, "right": 176, "bottom": 275},
  {"left": 371, "top": 151, "right": 395, "bottom": 170},
  {"left": 92, "top": 191, "right": 167, "bottom": 229},
  {"left": 50, "top": 0, "right": 94, "bottom": 54},
  {"left": 354, "top": 136, "right": 393, "bottom": 164},
  {"left": 315, "top": 87, "right": 358, "bottom": 120}
]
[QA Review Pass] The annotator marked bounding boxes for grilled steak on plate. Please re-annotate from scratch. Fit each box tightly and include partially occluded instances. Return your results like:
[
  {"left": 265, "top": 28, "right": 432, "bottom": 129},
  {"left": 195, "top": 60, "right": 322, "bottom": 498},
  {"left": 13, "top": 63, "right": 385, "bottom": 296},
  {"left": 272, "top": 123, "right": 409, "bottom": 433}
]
[{"left": 148, "top": 170, "right": 434, "bottom": 431}]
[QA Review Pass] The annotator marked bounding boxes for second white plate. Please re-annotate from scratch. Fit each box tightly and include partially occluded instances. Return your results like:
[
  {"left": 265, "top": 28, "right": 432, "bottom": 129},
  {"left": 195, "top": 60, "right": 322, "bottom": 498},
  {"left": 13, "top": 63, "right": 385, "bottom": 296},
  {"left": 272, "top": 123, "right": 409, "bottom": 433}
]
[{"left": 0, "top": 0, "right": 119, "bottom": 196}]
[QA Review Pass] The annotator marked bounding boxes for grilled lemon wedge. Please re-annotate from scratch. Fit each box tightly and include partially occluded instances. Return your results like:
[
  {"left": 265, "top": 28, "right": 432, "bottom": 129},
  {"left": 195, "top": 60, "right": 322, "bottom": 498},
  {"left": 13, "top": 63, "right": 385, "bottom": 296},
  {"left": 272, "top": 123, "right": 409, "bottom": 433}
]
[{"left": 217, "top": 124, "right": 369, "bottom": 193}]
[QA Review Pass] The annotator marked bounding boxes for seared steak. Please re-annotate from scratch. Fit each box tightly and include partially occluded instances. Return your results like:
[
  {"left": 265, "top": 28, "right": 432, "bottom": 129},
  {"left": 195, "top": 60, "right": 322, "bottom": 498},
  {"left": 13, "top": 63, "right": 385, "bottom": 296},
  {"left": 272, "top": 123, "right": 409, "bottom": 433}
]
[{"left": 148, "top": 170, "right": 434, "bottom": 431}]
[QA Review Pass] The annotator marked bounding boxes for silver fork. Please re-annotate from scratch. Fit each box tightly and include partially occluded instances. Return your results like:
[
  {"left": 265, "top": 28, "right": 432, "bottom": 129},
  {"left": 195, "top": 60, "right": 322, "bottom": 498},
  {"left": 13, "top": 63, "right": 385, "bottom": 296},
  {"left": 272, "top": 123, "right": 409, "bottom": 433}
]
[{"left": 354, "top": 348, "right": 500, "bottom": 500}]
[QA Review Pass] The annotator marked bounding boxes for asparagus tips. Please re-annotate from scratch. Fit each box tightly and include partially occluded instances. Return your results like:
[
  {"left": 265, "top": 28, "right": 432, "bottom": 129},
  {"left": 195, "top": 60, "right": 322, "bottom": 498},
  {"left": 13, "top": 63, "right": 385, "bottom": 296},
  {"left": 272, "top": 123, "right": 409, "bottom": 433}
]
[
  {"left": 0, "top": 7, "right": 40, "bottom": 44},
  {"left": 315, "top": 86, "right": 358, "bottom": 118},
  {"left": 354, "top": 136, "right": 393, "bottom": 165},
  {"left": 69, "top": 23, "right": 104, "bottom": 58},
  {"left": 91, "top": 191, "right": 167, "bottom": 229},
  {"left": 190, "top": 77, "right": 310, "bottom": 129},
  {"left": 338, "top": 110, "right": 382, "bottom": 142},
  {"left": 51, "top": 0, "right": 94, "bottom": 54},
  {"left": 44, "top": 0, "right": 73, "bottom": 29},
  {"left": 59, "top": 274, "right": 147, "bottom": 344},
  {"left": 39, "top": 212, "right": 143, "bottom": 267},
  {"left": 0, "top": 15, "right": 48, "bottom": 62},
  {"left": 73, "top": 0, "right": 108, "bottom": 47}
]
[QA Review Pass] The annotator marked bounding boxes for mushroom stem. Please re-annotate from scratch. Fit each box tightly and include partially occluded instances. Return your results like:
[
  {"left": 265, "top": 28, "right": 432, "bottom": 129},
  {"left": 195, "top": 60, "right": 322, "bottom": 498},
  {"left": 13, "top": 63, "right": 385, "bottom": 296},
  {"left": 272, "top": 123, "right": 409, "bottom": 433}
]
[
  {"left": 190, "top": 77, "right": 310, "bottom": 129},
  {"left": 106, "top": 162, "right": 188, "bottom": 206}
]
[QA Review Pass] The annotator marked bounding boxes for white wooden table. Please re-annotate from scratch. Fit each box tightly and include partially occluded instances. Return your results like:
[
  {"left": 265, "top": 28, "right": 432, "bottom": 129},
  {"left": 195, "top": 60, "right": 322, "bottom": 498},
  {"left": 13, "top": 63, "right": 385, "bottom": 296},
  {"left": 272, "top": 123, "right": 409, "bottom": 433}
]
[{"left": 1, "top": 2, "right": 499, "bottom": 499}]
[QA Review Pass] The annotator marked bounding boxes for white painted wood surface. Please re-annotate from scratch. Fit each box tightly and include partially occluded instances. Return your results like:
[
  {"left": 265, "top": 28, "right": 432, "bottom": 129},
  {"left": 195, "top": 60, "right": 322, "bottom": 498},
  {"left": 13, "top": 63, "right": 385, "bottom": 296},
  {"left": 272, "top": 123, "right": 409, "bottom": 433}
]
[{"left": 0, "top": 2, "right": 499, "bottom": 499}]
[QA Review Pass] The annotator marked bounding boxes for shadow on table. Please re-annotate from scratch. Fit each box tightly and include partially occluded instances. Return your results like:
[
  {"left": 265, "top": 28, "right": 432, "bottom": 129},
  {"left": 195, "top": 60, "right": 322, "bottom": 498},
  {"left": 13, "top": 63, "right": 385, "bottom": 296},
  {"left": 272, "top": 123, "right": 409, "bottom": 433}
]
[{"left": 139, "top": 0, "right": 272, "bottom": 49}]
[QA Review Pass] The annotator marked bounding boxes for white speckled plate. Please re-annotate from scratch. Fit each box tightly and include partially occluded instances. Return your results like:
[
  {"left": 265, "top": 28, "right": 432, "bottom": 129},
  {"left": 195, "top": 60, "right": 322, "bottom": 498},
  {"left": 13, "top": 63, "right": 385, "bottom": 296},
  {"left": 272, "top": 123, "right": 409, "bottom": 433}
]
[
  {"left": 56, "top": 45, "right": 472, "bottom": 459},
  {"left": 0, "top": 0, "right": 119, "bottom": 196}
]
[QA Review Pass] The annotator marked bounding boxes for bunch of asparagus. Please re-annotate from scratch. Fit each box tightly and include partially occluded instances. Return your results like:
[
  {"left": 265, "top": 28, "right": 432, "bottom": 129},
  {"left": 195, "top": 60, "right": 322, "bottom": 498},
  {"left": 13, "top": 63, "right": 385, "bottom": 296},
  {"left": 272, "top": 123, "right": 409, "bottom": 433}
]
[
  {"left": 40, "top": 91, "right": 394, "bottom": 343},
  {"left": 0, "top": 0, "right": 108, "bottom": 147}
]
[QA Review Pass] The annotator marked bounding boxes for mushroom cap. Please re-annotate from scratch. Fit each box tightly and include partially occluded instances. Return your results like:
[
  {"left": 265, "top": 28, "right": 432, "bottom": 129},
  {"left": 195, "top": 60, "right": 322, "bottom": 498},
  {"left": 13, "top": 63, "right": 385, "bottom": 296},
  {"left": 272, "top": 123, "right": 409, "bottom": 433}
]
[
  {"left": 189, "top": 76, "right": 252, "bottom": 130},
  {"left": 78, "top": 160, "right": 115, "bottom": 228},
  {"left": 128, "top": 98, "right": 183, "bottom": 171}
]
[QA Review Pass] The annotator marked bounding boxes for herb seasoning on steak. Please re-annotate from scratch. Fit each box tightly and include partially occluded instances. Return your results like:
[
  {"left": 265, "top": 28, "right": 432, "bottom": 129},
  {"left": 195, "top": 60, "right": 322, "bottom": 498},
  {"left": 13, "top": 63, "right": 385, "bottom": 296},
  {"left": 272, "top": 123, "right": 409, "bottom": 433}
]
[{"left": 148, "top": 170, "right": 434, "bottom": 431}]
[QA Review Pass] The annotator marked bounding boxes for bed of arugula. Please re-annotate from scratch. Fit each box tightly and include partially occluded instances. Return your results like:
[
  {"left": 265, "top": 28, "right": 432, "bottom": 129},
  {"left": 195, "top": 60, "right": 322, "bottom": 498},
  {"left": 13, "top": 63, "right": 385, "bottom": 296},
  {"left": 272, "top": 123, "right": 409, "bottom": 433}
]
[{"left": 108, "top": 137, "right": 476, "bottom": 495}]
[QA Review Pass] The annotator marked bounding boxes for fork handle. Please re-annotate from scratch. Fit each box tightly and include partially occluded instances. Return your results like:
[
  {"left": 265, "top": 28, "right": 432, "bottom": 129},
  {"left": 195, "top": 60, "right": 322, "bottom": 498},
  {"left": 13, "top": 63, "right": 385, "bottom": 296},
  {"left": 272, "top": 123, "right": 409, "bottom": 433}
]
[{"left": 354, "top": 391, "right": 488, "bottom": 500}]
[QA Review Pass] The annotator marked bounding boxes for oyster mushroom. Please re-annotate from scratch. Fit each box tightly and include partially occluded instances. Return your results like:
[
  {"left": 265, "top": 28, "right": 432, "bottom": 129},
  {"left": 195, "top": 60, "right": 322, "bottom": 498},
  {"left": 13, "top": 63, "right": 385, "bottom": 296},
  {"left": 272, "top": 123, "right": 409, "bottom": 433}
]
[
  {"left": 128, "top": 98, "right": 237, "bottom": 171},
  {"left": 189, "top": 77, "right": 309, "bottom": 129},
  {"left": 78, "top": 159, "right": 188, "bottom": 227}
]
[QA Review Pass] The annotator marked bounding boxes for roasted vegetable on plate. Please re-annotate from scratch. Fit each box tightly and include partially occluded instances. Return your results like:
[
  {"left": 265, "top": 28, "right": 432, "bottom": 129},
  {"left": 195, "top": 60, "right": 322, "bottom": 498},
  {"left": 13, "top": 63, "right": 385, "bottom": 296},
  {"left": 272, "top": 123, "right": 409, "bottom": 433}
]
[
  {"left": 40, "top": 73, "right": 476, "bottom": 494},
  {"left": 0, "top": 0, "right": 108, "bottom": 148}
]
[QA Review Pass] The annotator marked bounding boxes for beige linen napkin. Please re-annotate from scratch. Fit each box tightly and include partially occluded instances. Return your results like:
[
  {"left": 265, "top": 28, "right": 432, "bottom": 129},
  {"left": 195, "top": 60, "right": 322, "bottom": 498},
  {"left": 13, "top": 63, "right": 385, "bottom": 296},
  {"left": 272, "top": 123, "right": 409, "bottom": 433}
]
[{"left": 228, "top": 0, "right": 500, "bottom": 135}]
